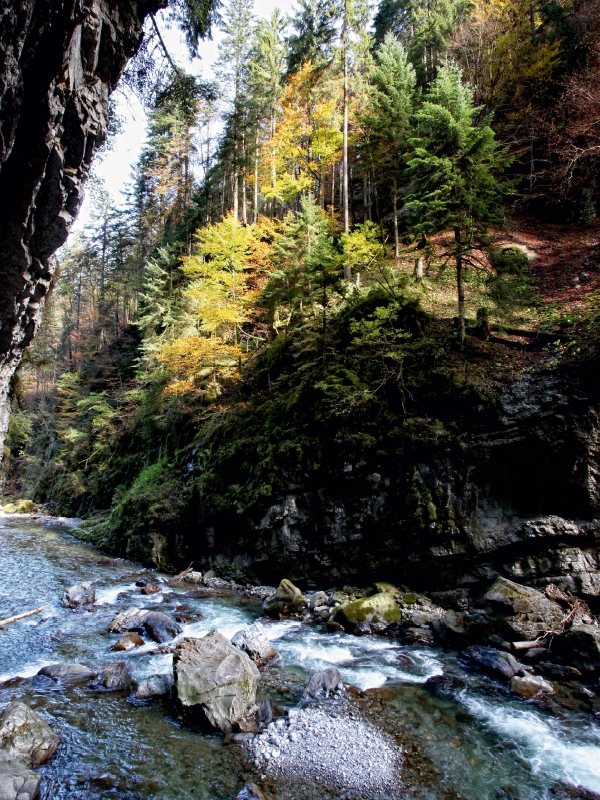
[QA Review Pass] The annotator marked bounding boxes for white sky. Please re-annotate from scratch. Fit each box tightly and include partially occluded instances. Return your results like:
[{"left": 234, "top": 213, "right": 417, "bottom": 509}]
[{"left": 74, "top": 0, "right": 295, "bottom": 231}]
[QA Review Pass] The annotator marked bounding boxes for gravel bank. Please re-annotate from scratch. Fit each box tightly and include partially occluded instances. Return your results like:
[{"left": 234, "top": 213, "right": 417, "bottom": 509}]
[{"left": 245, "top": 705, "right": 403, "bottom": 800}]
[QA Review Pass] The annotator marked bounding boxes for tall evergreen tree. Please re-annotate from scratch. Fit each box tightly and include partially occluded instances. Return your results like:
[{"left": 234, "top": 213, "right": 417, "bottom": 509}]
[
  {"left": 362, "top": 33, "right": 416, "bottom": 256},
  {"left": 286, "top": 0, "right": 338, "bottom": 74},
  {"left": 405, "top": 64, "right": 512, "bottom": 343}
]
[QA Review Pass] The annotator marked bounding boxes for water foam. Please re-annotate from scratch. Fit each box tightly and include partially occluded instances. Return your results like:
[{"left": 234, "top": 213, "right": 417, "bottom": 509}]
[{"left": 461, "top": 693, "right": 600, "bottom": 794}]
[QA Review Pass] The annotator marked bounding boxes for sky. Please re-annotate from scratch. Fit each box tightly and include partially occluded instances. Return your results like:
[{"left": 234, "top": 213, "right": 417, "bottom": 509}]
[{"left": 74, "top": 0, "right": 295, "bottom": 232}]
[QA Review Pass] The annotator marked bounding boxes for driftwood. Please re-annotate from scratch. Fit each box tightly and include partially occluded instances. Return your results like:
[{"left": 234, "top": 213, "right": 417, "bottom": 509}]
[
  {"left": 0, "top": 604, "right": 50, "bottom": 628},
  {"left": 512, "top": 639, "right": 547, "bottom": 651}
]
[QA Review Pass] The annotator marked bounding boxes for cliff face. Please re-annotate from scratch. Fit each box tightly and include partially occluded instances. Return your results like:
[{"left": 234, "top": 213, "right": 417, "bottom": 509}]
[
  {"left": 158, "top": 358, "right": 600, "bottom": 600},
  {"left": 0, "top": 0, "right": 162, "bottom": 460}
]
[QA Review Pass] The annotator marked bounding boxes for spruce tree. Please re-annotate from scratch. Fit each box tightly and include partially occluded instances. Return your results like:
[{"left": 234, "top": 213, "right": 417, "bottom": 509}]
[
  {"left": 362, "top": 33, "right": 416, "bottom": 256},
  {"left": 404, "top": 63, "right": 512, "bottom": 343}
]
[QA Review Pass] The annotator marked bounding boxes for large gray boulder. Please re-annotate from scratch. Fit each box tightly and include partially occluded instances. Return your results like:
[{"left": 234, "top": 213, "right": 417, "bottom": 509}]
[
  {"left": 143, "top": 612, "right": 181, "bottom": 644},
  {"left": 263, "top": 580, "right": 307, "bottom": 618},
  {"left": 0, "top": 750, "right": 41, "bottom": 800},
  {"left": 107, "top": 607, "right": 149, "bottom": 634},
  {"left": 173, "top": 631, "right": 260, "bottom": 732},
  {"left": 61, "top": 582, "right": 95, "bottom": 608},
  {"left": 231, "top": 623, "right": 277, "bottom": 667},
  {"left": 135, "top": 674, "right": 173, "bottom": 700},
  {"left": 484, "top": 577, "right": 564, "bottom": 641},
  {"left": 0, "top": 702, "right": 59, "bottom": 768},
  {"left": 37, "top": 663, "right": 96, "bottom": 684},
  {"left": 556, "top": 624, "right": 600, "bottom": 667},
  {"left": 464, "top": 645, "right": 525, "bottom": 680}
]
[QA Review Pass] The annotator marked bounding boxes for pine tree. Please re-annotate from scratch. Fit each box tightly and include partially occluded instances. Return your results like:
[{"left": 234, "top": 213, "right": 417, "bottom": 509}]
[
  {"left": 362, "top": 33, "right": 416, "bottom": 256},
  {"left": 286, "top": 0, "right": 338, "bottom": 74},
  {"left": 404, "top": 63, "right": 512, "bottom": 343}
]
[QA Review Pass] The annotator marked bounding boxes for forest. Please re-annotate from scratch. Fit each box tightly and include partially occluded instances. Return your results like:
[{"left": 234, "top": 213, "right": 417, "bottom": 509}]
[{"left": 3, "top": 0, "right": 600, "bottom": 575}]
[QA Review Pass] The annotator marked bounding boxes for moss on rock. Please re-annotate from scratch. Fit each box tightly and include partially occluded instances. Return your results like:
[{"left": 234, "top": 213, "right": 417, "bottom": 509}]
[{"left": 340, "top": 592, "right": 401, "bottom": 625}]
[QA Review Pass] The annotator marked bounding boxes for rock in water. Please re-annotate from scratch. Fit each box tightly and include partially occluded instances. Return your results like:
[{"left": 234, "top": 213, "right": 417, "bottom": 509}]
[
  {"left": 111, "top": 633, "right": 145, "bottom": 652},
  {"left": 511, "top": 674, "right": 555, "bottom": 697},
  {"left": 263, "top": 580, "right": 307, "bottom": 618},
  {"left": 95, "top": 663, "right": 133, "bottom": 692},
  {"left": 143, "top": 612, "right": 181, "bottom": 643},
  {"left": 61, "top": 582, "right": 95, "bottom": 608},
  {"left": 557, "top": 624, "right": 600, "bottom": 667},
  {"left": 108, "top": 607, "right": 149, "bottom": 634},
  {"left": 339, "top": 592, "right": 400, "bottom": 628},
  {"left": 136, "top": 674, "right": 173, "bottom": 699},
  {"left": 302, "top": 667, "right": 341, "bottom": 702},
  {"left": 484, "top": 577, "right": 564, "bottom": 641},
  {"left": 236, "top": 784, "right": 267, "bottom": 800},
  {"left": 0, "top": 750, "right": 41, "bottom": 800},
  {"left": 37, "top": 663, "right": 96, "bottom": 683},
  {"left": 231, "top": 623, "right": 277, "bottom": 666},
  {"left": 173, "top": 631, "right": 260, "bottom": 732},
  {"left": 464, "top": 645, "right": 525, "bottom": 680},
  {"left": 0, "top": 701, "right": 59, "bottom": 768},
  {"left": 308, "top": 591, "right": 328, "bottom": 610}
]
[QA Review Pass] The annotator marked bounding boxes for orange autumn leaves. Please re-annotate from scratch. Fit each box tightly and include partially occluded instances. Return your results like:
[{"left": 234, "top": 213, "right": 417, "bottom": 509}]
[{"left": 157, "top": 214, "right": 275, "bottom": 396}]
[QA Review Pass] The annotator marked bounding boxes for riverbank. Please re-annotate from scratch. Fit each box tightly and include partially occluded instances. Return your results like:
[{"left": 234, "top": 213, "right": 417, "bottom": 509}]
[{"left": 0, "top": 516, "right": 599, "bottom": 799}]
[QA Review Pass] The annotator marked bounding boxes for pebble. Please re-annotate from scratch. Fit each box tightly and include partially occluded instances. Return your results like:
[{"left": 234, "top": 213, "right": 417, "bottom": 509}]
[{"left": 245, "top": 706, "right": 403, "bottom": 799}]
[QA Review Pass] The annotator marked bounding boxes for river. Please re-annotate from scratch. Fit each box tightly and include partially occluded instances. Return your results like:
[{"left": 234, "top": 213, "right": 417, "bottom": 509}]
[{"left": 0, "top": 516, "right": 599, "bottom": 800}]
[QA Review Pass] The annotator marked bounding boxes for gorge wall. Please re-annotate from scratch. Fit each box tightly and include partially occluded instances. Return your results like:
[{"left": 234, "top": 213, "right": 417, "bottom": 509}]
[
  {"left": 0, "top": 0, "right": 163, "bottom": 460},
  {"left": 115, "top": 355, "right": 600, "bottom": 602}
]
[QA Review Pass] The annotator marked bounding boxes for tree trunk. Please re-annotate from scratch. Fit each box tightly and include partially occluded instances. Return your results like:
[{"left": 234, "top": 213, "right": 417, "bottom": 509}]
[
  {"left": 414, "top": 257, "right": 423, "bottom": 280},
  {"left": 342, "top": 0, "right": 351, "bottom": 283},
  {"left": 455, "top": 227, "right": 466, "bottom": 343},
  {"left": 392, "top": 179, "right": 399, "bottom": 258},
  {"left": 254, "top": 132, "right": 259, "bottom": 223}
]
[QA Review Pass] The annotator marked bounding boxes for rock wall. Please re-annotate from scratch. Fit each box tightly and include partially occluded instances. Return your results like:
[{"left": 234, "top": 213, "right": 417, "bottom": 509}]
[
  {"left": 0, "top": 0, "right": 163, "bottom": 461},
  {"left": 186, "top": 359, "right": 600, "bottom": 599}
]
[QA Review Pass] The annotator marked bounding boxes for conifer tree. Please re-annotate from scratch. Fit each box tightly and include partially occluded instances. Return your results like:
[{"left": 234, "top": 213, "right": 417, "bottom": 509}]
[
  {"left": 404, "top": 63, "right": 512, "bottom": 343},
  {"left": 362, "top": 33, "right": 416, "bottom": 256}
]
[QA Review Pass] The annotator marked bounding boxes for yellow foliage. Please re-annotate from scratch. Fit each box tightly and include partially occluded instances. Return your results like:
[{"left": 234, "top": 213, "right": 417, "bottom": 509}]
[
  {"left": 157, "top": 214, "right": 274, "bottom": 396},
  {"left": 260, "top": 62, "right": 343, "bottom": 204}
]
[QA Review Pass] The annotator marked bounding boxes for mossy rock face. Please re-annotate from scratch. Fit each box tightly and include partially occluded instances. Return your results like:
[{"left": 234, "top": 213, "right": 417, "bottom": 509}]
[
  {"left": 374, "top": 582, "right": 402, "bottom": 599},
  {"left": 1, "top": 503, "right": 16, "bottom": 514},
  {"left": 403, "top": 593, "right": 418, "bottom": 605},
  {"left": 340, "top": 592, "right": 401, "bottom": 625},
  {"left": 15, "top": 499, "right": 35, "bottom": 513},
  {"left": 263, "top": 579, "right": 307, "bottom": 617}
]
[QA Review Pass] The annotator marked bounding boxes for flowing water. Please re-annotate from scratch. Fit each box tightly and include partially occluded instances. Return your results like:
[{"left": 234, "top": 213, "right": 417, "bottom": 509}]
[{"left": 0, "top": 516, "right": 599, "bottom": 800}]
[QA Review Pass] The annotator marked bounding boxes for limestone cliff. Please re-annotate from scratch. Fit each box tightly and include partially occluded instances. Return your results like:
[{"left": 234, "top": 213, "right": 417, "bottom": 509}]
[{"left": 0, "top": 0, "right": 163, "bottom": 459}]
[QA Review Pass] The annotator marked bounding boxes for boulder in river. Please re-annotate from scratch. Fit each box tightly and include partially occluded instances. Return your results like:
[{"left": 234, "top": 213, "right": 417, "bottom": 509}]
[
  {"left": 302, "top": 667, "right": 341, "bottom": 702},
  {"left": 0, "top": 750, "right": 41, "bottom": 800},
  {"left": 339, "top": 592, "right": 400, "bottom": 629},
  {"left": 141, "top": 583, "right": 161, "bottom": 595},
  {"left": 173, "top": 631, "right": 260, "bottom": 732},
  {"left": 61, "top": 582, "right": 95, "bottom": 608},
  {"left": 135, "top": 674, "right": 173, "bottom": 699},
  {"left": 111, "top": 633, "right": 145, "bottom": 652},
  {"left": 484, "top": 577, "right": 564, "bottom": 641},
  {"left": 95, "top": 662, "right": 134, "bottom": 692},
  {"left": 37, "top": 663, "right": 96, "bottom": 684},
  {"left": 108, "top": 607, "right": 149, "bottom": 634},
  {"left": 556, "top": 623, "right": 600, "bottom": 668},
  {"left": 184, "top": 571, "right": 203, "bottom": 585},
  {"left": 463, "top": 645, "right": 525, "bottom": 680},
  {"left": 263, "top": 579, "right": 307, "bottom": 618},
  {"left": 0, "top": 701, "right": 59, "bottom": 768},
  {"left": 308, "top": 591, "right": 328, "bottom": 610},
  {"left": 231, "top": 623, "right": 277, "bottom": 667},
  {"left": 143, "top": 611, "right": 181, "bottom": 643},
  {"left": 511, "top": 673, "right": 555, "bottom": 697},
  {"left": 236, "top": 784, "right": 267, "bottom": 800}
]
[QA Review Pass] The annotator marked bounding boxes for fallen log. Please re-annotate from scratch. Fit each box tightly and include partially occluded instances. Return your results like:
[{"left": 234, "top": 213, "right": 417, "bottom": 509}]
[
  {"left": 512, "top": 639, "right": 549, "bottom": 650},
  {"left": 0, "top": 604, "right": 50, "bottom": 628}
]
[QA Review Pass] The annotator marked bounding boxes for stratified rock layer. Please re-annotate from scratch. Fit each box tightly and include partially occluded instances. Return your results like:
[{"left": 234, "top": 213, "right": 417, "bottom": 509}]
[{"left": 0, "top": 0, "right": 164, "bottom": 459}]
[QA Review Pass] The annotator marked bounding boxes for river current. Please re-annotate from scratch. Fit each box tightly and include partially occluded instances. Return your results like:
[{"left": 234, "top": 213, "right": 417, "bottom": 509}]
[{"left": 0, "top": 516, "right": 599, "bottom": 800}]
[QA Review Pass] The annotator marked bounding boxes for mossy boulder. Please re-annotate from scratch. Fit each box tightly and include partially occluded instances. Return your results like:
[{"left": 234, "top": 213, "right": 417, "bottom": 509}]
[
  {"left": 14, "top": 499, "right": 35, "bottom": 513},
  {"left": 263, "top": 579, "right": 307, "bottom": 618},
  {"left": 484, "top": 577, "right": 564, "bottom": 641},
  {"left": 557, "top": 624, "right": 600, "bottom": 667},
  {"left": 1, "top": 503, "right": 16, "bottom": 514},
  {"left": 374, "top": 582, "right": 402, "bottom": 598},
  {"left": 339, "top": 592, "right": 400, "bottom": 627}
]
